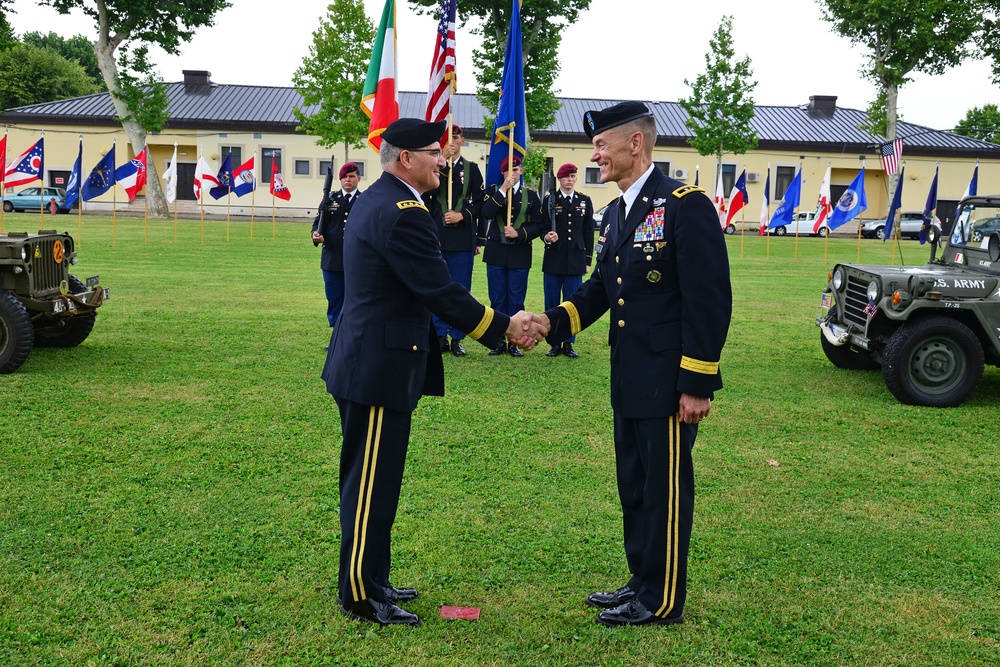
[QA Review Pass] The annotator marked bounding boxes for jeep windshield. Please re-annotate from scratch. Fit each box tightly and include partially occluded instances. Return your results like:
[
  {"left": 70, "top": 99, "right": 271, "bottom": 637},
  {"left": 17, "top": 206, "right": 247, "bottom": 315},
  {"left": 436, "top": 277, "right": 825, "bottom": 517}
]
[{"left": 949, "top": 200, "right": 1000, "bottom": 246}]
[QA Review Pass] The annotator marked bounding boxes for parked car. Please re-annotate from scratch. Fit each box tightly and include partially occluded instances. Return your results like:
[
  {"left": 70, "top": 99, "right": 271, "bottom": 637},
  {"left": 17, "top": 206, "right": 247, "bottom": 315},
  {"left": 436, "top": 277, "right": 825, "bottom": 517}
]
[
  {"left": 1, "top": 187, "right": 70, "bottom": 214},
  {"left": 769, "top": 210, "right": 830, "bottom": 237},
  {"left": 860, "top": 211, "right": 941, "bottom": 240},
  {"left": 593, "top": 203, "right": 610, "bottom": 231},
  {"left": 970, "top": 216, "right": 1000, "bottom": 243}
]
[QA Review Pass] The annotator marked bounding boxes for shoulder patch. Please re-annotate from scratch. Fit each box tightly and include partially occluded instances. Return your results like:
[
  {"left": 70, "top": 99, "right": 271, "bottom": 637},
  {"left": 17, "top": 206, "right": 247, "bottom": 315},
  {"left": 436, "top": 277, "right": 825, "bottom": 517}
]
[
  {"left": 397, "top": 199, "right": 428, "bottom": 211},
  {"left": 672, "top": 185, "right": 706, "bottom": 198}
]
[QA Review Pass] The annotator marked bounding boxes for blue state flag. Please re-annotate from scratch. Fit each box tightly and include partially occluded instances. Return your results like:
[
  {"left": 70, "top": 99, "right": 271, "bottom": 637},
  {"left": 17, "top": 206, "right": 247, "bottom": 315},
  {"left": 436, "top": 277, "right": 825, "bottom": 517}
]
[
  {"left": 920, "top": 166, "right": 938, "bottom": 244},
  {"left": 768, "top": 168, "right": 801, "bottom": 229},
  {"left": 81, "top": 145, "right": 116, "bottom": 201},
  {"left": 484, "top": 0, "right": 527, "bottom": 189},
  {"left": 209, "top": 154, "right": 234, "bottom": 200},
  {"left": 883, "top": 167, "right": 905, "bottom": 243},
  {"left": 828, "top": 168, "right": 867, "bottom": 230},
  {"left": 64, "top": 139, "right": 83, "bottom": 209}
]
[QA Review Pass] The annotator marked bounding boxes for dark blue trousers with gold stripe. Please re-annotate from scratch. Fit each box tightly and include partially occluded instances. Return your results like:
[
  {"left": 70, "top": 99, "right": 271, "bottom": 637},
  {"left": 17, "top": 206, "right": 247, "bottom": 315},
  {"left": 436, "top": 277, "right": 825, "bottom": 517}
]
[
  {"left": 335, "top": 398, "right": 411, "bottom": 606},
  {"left": 613, "top": 413, "right": 695, "bottom": 619}
]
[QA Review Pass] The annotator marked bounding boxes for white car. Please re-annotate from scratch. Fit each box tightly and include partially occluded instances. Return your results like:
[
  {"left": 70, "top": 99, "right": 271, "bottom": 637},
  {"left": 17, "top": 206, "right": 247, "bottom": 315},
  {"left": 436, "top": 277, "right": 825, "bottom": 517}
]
[
  {"left": 769, "top": 211, "right": 830, "bottom": 237},
  {"left": 860, "top": 211, "right": 942, "bottom": 240}
]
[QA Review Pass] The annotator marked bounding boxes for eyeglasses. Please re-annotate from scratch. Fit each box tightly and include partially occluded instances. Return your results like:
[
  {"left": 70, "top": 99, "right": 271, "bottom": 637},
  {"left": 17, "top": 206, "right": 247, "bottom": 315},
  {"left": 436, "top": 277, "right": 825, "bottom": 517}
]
[{"left": 407, "top": 148, "right": 443, "bottom": 158}]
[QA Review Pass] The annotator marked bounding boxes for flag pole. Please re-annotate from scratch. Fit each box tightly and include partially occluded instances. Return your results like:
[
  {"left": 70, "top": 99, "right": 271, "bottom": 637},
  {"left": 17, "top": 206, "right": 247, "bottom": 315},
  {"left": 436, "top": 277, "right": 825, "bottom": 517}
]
[
  {"left": 38, "top": 131, "right": 45, "bottom": 229},
  {"left": 271, "top": 192, "right": 276, "bottom": 240},
  {"left": 226, "top": 190, "right": 231, "bottom": 243},
  {"left": 823, "top": 160, "right": 831, "bottom": 265},
  {"left": 505, "top": 122, "right": 515, "bottom": 228},
  {"left": 891, "top": 161, "right": 905, "bottom": 267},
  {"left": 1, "top": 127, "right": 7, "bottom": 235},
  {"left": 76, "top": 134, "right": 83, "bottom": 245},
  {"left": 173, "top": 142, "right": 179, "bottom": 243},
  {"left": 250, "top": 152, "right": 257, "bottom": 241},
  {"left": 447, "top": 114, "right": 454, "bottom": 208},
  {"left": 199, "top": 146, "right": 205, "bottom": 245},
  {"left": 794, "top": 162, "right": 802, "bottom": 261},
  {"left": 112, "top": 138, "right": 117, "bottom": 248},
  {"left": 857, "top": 158, "right": 865, "bottom": 263}
]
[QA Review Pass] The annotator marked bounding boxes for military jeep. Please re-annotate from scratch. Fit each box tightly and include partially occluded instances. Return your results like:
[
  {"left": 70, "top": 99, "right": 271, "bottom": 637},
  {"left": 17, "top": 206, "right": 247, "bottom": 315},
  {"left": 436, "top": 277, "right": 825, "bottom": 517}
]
[
  {"left": 0, "top": 229, "right": 109, "bottom": 373},
  {"left": 817, "top": 195, "right": 1000, "bottom": 407}
]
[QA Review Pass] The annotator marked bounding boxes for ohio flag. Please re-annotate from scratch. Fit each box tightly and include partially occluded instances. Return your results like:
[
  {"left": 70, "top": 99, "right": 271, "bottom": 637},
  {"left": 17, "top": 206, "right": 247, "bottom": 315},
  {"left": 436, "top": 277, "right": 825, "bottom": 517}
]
[{"left": 4, "top": 138, "right": 44, "bottom": 187}]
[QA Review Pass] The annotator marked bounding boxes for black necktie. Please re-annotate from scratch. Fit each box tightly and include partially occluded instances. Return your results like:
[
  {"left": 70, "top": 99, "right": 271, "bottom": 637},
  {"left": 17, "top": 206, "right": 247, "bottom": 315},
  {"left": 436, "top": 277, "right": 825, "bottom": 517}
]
[{"left": 617, "top": 196, "right": 627, "bottom": 233}]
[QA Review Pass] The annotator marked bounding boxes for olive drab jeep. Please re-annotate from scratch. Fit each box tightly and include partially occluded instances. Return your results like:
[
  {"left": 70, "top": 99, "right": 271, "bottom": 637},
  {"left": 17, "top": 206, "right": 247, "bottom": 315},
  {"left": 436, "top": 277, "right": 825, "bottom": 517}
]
[
  {"left": 817, "top": 195, "right": 1000, "bottom": 407},
  {"left": 0, "top": 229, "right": 109, "bottom": 373}
]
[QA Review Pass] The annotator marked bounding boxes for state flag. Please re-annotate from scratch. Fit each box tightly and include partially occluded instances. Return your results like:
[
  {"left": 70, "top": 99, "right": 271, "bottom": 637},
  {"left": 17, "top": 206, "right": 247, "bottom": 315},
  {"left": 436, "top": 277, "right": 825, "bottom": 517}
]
[
  {"left": 4, "top": 138, "right": 44, "bottom": 188},
  {"left": 115, "top": 145, "right": 148, "bottom": 202},
  {"left": 81, "top": 146, "right": 116, "bottom": 201},
  {"left": 270, "top": 161, "right": 291, "bottom": 201},
  {"left": 232, "top": 155, "right": 256, "bottom": 197}
]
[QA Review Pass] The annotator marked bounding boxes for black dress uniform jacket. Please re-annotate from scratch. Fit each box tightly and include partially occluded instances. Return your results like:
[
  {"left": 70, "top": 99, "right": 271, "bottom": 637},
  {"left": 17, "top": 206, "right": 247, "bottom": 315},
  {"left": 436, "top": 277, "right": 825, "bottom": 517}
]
[
  {"left": 541, "top": 190, "right": 595, "bottom": 276},
  {"left": 423, "top": 157, "right": 484, "bottom": 252},
  {"left": 312, "top": 189, "right": 358, "bottom": 272},
  {"left": 544, "top": 168, "right": 732, "bottom": 417},
  {"left": 479, "top": 185, "right": 547, "bottom": 269},
  {"left": 322, "top": 172, "right": 510, "bottom": 414}
]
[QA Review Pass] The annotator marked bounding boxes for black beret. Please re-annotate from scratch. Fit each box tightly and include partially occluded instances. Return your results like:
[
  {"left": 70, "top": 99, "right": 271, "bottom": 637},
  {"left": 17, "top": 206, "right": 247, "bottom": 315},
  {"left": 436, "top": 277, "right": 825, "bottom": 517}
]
[
  {"left": 381, "top": 118, "right": 448, "bottom": 149},
  {"left": 583, "top": 102, "right": 653, "bottom": 138}
]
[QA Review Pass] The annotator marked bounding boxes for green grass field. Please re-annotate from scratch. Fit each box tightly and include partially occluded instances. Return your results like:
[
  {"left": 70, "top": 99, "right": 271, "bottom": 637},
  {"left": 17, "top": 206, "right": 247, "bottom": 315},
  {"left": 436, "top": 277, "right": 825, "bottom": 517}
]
[{"left": 2, "top": 214, "right": 998, "bottom": 666}]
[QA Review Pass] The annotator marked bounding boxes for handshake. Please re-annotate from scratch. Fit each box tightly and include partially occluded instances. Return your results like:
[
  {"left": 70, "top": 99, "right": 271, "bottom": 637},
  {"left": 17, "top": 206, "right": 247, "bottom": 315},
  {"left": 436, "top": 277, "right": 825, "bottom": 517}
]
[{"left": 505, "top": 311, "right": 551, "bottom": 351}]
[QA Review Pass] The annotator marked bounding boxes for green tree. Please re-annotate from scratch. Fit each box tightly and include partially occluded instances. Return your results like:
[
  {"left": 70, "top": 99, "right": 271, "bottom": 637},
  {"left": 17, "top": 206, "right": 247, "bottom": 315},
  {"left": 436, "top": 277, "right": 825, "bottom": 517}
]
[
  {"left": 953, "top": 103, "right": 1000, "bottom": 144},
  {"left": 42, "top": 0, "right": 230, "bottom": 218},
  {"left": 679, "top": 15, "right": 758, "bottom": 184},
  {"left": 0, "top": 0, "right": 16, "bottom": 51},
  {"left": 820, "top": 0, "right": 1000, "bottom": 193},
  {"left": 22, "top": 31, "right": 102, "bottom": 85},
  {"left": 292, "top": 0, "right": 374, "bottom": 164},
  {"left": 0, "top": 42, "right": 101, "bottom": 109},
  {"left": 409, "top": 0, "right": 592, "bottom": 167}
]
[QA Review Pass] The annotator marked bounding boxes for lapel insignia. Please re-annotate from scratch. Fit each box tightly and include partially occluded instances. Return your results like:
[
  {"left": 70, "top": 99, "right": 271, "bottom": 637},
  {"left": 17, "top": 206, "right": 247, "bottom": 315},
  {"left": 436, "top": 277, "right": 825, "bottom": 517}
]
[
  {"left": 647, "top": 270, "right": 662, "bottom": 284},
  {"left": 653, "top": 197, "right": 667, "bottom": 206},
  {"left": 603, "top": 223, "right": 611, "bottom": 235},
  {"left": 642, "top": 196, "right": 649, "bottom": 203},
  {"left": 642, "top": 243, "right": 654, "bottom": 253},
  {"left": 656, "top": 241, "right": 667, "bottom": 250}
]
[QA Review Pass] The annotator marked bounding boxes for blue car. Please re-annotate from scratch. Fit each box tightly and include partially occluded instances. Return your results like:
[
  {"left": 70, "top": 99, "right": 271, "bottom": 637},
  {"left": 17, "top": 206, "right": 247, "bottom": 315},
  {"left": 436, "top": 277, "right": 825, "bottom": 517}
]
[{"left": 2, "top": 187, "right": 70, "bottom": 214}]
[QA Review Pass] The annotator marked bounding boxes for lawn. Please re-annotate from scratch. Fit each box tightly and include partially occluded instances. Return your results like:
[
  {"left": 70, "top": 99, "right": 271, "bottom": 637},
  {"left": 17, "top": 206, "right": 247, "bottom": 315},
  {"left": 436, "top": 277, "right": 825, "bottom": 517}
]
[{"left": 1, "top": 214, "right": 998, "bottom": 666}]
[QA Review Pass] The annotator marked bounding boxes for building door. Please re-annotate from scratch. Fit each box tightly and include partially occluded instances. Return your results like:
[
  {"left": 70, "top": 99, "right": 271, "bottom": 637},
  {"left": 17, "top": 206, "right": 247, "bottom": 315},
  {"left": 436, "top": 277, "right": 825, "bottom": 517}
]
[
  {"left": 177, "top": 163, "right": 197, "bottom": 201},
  {"left": 49, "top": 170, "right": 70, "bottom": 189}
]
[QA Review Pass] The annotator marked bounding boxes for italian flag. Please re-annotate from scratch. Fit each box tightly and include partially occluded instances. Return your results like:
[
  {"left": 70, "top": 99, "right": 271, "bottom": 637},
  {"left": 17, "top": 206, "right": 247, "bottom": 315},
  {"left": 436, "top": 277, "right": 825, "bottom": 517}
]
[{"left": 361, "top": 0, "right": 399, "bottom": 153}]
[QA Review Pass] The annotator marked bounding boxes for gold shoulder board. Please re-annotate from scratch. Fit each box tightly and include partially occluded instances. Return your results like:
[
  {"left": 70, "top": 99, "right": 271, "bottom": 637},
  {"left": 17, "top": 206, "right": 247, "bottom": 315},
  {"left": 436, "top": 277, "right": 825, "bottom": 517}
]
[
  {"left": 397, "top": 200, "right": 428, "bottom": 211},
  {"left": 672, "top": 185, "right": 706, "bottom": 198}
]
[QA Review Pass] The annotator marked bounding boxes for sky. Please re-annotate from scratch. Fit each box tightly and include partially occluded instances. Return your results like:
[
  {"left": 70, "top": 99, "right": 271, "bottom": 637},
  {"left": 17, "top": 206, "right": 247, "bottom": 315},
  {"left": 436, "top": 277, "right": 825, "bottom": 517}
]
[{"left": 8, "top": 0, "right": 1000, "bottom": 132}]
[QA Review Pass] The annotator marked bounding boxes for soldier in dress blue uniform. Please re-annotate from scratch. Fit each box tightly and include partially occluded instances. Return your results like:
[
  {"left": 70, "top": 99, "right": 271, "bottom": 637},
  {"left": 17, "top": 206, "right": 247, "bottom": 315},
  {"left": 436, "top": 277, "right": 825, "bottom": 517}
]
[
  {"left": 422, "top": 125, "right": 485, "bottom": 357},
  {"left": 322, "top": 118, "right": 545, "bottom": 627},
  {"left": 539, "top": 102, "right": 732, "bottom": 627},
  {"left": 480, "top": 155, "right": 548, "bottom": 357},
  {"left": 311, "top": 162, "right": 361, "bottom": 329},
  {"left": 541, "top": 163, "right": 594, "bottom": 358}
]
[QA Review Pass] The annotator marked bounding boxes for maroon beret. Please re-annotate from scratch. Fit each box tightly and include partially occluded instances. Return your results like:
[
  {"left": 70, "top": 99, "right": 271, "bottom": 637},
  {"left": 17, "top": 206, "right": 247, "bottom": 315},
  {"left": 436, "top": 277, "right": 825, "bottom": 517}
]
[
  {"left": 500, "top": 155, "right": 522, "bottom": 173},
  {"left": 339, "top": 162, "right": 359, "bottom": 179},
  {"left": 556, "top": 163, "right": 577, "bottom": 179},
  {"left": 451, "top": 124, "right": 463, "bottom": 135}
]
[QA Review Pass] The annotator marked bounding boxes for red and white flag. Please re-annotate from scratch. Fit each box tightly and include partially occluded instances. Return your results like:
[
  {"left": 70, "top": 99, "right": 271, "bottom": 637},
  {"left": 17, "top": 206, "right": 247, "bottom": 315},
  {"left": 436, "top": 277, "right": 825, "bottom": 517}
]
[
  {"left": 361, "top": 0, "right": 399, "bottom": 152},
  {"left": 759, "top": 167, "right": 770, "bottom": 236},
  {"left": 725, "top": 169, "right": 748, "bottom": 228},
  {"left": 270, "top": 161, "right": 291, "bottom": 201},
  {"left": 193, "top": 154, "right": 219, "bottom": 200},
  {"left": 115, "top": 145, "right": 148, "bottom": 202},
  {"left": 814, "top": 165, "right": 832, "bottom": 233},
  {"left": 425, "top": 0, "right": 456, "bottom": 128},
  {"left": 714, "top": 170, "right": 727, "bottom": 229},
  {"left": 879, "top": 138, "right": 904, "bottom": 175},
  {"left": 4, "top": 138, "right": 44, "bottom": 188}
]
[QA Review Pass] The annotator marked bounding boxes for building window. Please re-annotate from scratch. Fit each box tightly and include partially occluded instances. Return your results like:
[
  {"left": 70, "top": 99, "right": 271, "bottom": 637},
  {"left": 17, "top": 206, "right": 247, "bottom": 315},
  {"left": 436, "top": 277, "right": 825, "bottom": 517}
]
[
  {"left": 221, "top": 146, "right": 242, "bottom": 166},
  {"left": 294, "top": 159, "right": 310, "bottom": 176},
  {"left": 584, "top": 166, "right": 602, "bottom": 185},
  {"left": 319, "top": 159, "right": 333, "bottom": 177},
  {"left": 654, "top": 161, "right": 671, "bottom": 178},
  {"left": 775, "top": 166, "right": 797, "bottom": 200},
  {"left": 353, "top": 161, "right": 366, "bottom": 178},
  {"left": 261, "top": 148, "right": 281, "bottom": 179}
]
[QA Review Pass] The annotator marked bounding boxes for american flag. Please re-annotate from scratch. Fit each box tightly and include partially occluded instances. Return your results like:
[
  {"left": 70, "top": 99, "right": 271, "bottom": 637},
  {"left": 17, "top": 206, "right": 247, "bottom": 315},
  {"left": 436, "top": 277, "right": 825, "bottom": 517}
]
[
  {"left": 425, "top": 0, "right": 457, "bottom": 124},
  {"left": 879, "top": 138, "right": 904, "bottom": 175},
  {"left": 863, "top": 296, "right": 879, "bottom": 318}
]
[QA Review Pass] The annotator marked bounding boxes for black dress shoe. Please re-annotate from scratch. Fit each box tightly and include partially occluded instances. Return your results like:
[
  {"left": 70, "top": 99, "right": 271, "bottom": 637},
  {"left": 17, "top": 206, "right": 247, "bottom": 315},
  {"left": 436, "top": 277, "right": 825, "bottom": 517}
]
[
  {"left": 562, "top": 342, "right": 579, "bottom": 358},
  {"left": 439, "top": 336, "right": 450, "bottom": 352},
  {"left": 508, "top": 341, "right": 524, "bottom": 357},
  {"left": 585, "top": 585, "right": 637, "bottom": 609},
  {"left": 488, "top": 341, "right": 506, "bottom": 356},
  {"left": 385, "top": 584, "right": 419, "bottom": 603},
  {"left": 545, "top": 345, "right": 561, "bottom": 357},
  {"left": 450, "top": 339, "right": 466, "bottom": 357},
  {"left": 595, "top": 599, "right": 683, "bottom": 627},
  {"left": 341, "top": 599, "right": 421, "bottom": 626}
]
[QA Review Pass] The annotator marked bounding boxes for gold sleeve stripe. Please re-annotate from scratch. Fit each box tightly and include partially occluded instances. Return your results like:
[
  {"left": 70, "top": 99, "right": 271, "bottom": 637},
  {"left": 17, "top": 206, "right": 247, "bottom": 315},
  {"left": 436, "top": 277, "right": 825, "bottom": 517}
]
[
  {"left": 560, "top": 301, "right": 581, "bottom": 336},
  {"left": 468, "top": 306, "right": 495, "bottom": 340},
  {"left": 672, "top": 185, "right": 705, "bottom": 198},
  {"left": 397, "top": 200, "right": 428, "bottom": 211},
  {"left": 680, "top": 356, "right": 719, "bottom": 375}
]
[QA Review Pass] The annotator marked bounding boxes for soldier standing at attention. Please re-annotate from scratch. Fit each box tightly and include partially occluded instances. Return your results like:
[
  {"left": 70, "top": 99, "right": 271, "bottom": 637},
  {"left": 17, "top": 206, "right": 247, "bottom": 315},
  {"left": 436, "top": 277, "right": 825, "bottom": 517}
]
[
  {"left": 322, "top": 118, "right": 546, "bottom": 627},
  {"left": 423, "top": 125, "right": 485, "bottom": 357},
  {"left": 541, "top": 163, "right": 594, "bottom": 358},
  {"left": 480, "top": 155, "right": 547, "bottom": 357},
  {"left": 539, "top": 102, "right": 732, "bottom": 627},
  {"left": 312, "top": 162, "right": 361, "bottom": 331}
]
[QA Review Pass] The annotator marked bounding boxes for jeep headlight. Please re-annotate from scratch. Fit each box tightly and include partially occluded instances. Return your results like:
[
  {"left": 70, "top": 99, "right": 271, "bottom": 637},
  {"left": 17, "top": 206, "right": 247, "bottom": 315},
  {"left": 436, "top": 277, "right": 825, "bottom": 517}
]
[
  {"left": 832, "top": 267, "right": 845, "bottom": 290},
  {"left": 20, "top": 244, "right": 30, "bottom": 262},
  {"left": 867, "top": 280, "right": 881, "bottom": 302}
]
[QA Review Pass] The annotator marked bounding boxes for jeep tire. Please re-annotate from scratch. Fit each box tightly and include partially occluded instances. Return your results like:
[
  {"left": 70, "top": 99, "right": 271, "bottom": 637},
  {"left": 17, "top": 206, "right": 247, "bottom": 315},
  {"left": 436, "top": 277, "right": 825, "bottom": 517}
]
[
  {"left": 820, "top": 306, "right": 880, "bottom": 370},
  {"left": 33, "top": 276, "right": 97, "bottom": 348},
  {"left": 0, "top": 290, "right": 34, "bottom": 373},
  {"left": 882, "top": 316, "right": 984, "bottom": 407}
]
